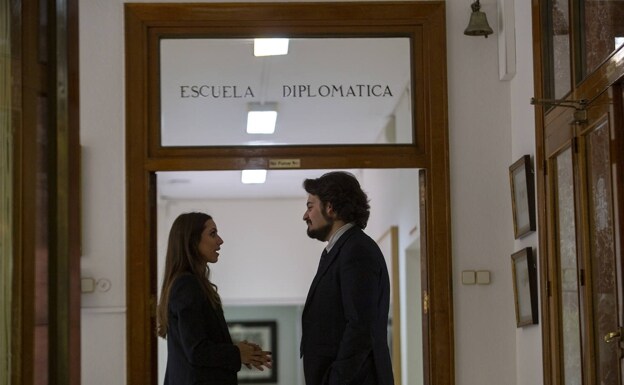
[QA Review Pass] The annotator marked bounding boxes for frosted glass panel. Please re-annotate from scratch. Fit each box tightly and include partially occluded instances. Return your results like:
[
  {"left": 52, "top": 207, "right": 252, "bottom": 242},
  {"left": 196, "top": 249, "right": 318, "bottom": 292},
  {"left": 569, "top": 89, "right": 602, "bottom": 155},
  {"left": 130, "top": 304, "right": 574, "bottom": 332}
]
[
  {"left": 581, "top": 0, "right": 624, "bottom": 77},
  {"left": 555, "top": 147, "right": 582, "bottom": 385},
  {"left": 586, "top": 121, "right": 619, "bottom": 384},
  {"left": 160, "top": 38, "right": 413, "bottom": 147},
  {"left": 550, "top": 0, "right": 572, "bottom": 99}
]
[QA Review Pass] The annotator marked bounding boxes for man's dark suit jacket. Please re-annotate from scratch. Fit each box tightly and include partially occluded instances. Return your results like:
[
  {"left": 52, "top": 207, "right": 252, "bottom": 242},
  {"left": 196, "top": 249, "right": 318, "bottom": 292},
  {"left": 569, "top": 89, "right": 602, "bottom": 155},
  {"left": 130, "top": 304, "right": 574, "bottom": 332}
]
[
  {"left": 164, "top": 273, "right": 241, "bottom": 385},
  {"left": 300, "top": 226, "right": 394, "bottom": 385}
]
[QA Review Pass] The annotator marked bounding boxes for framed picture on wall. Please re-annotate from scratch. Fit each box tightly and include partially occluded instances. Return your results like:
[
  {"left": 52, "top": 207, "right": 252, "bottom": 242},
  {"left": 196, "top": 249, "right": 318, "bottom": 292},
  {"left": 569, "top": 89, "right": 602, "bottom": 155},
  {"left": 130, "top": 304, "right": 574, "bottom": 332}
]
[
  {"left": 509, "top": 154, "right": 536, "bottom": 239},
  {"left": 511, "top": 247, "right": 538, "bottom": 327},
  {"left": 227, "top": 321, "right": 278, "bottom": 383}
]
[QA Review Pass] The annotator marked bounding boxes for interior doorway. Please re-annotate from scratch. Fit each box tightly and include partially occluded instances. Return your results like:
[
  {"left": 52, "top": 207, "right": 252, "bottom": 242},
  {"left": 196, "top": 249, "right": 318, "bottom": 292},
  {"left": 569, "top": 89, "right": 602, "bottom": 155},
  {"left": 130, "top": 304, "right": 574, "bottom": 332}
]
[
  {"left": 124, "top": 3, "right": 451, "bottom": 384},
  {"left": 154, "top": 168, "right": 423, "bottom": 385}
]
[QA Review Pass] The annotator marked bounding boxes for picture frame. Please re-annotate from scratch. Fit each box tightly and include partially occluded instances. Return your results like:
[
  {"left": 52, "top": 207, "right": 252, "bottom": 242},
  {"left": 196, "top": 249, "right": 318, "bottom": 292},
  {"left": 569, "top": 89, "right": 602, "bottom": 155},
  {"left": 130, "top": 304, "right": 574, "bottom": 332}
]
[
  {"left": 227, "top": 321, "right": 278, "bottom": 383},
  {"left": 511, "top": 247, "right": 538, "bottom": 327},
  {"left": 509, "top": 154, "right": 536, "bottom": 239}
]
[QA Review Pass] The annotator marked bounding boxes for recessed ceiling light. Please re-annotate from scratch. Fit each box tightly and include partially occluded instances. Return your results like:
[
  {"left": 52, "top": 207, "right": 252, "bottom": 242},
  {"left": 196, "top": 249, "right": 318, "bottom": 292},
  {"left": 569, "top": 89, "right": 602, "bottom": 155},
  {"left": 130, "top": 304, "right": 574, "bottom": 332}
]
[
  {"left": 254, "top": 38, "right": 289, "bottom": 56},
  {"left": 247, "top": 102, "right": 277, "bottom": 134},
  {"left": 241, "top": 169, "right": 267, "bottom": 184}
]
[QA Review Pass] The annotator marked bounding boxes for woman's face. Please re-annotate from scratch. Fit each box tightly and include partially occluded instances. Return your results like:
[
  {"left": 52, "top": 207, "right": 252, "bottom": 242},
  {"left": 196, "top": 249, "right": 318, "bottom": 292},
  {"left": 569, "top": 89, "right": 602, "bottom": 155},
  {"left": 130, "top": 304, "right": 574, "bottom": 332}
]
[{"left": 197, "top": 219, "right": 223, "bottom": 264}]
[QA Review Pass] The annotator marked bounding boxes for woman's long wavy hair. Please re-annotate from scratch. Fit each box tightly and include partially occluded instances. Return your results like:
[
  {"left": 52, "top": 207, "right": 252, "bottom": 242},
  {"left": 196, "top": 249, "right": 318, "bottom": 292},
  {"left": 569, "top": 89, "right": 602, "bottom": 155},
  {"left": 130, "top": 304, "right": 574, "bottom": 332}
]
[{"left": 157, "top": 212, "right": 222, "bottom": 338}]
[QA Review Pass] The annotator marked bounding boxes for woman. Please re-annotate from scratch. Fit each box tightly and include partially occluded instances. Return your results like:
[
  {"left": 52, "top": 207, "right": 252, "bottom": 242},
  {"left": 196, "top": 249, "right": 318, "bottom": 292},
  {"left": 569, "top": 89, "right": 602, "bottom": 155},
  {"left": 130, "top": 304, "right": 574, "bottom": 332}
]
[{"left": 157, "top": 212, "right": 271, "bottom": 384}]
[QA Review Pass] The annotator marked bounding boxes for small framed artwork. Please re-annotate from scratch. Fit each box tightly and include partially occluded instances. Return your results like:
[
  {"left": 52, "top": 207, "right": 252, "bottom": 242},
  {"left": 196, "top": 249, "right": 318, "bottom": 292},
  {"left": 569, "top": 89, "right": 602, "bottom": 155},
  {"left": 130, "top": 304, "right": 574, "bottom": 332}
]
[
  {"left": 509, "top": 154, "right": 536, "bottom": 239},
  {"left": 511, "top": 247, "right": 538, "bottom": 327},
  {"left": 227, "top": 320, "right": 277, "bottom": 383}
]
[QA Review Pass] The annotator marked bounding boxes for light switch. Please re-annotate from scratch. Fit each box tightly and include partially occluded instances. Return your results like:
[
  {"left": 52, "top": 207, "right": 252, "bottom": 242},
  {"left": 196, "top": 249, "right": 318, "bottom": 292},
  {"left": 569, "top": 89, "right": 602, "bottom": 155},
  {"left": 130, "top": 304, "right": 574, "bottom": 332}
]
[
  {"left": 476, "top": 270, "right": 491, "bottom": 285},
  {"left": 81, "top": 277, "right": 96, "bottom": 293},
  {"left": 461, "top": 270, "right": 476, "bottom": 285}
]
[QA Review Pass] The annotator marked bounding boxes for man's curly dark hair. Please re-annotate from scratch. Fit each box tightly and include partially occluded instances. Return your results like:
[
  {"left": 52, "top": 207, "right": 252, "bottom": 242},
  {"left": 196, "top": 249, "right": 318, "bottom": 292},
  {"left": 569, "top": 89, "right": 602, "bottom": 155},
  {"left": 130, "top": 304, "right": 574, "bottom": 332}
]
[{"left": 303, "top": 171, "right": 370, "bottom": 229}]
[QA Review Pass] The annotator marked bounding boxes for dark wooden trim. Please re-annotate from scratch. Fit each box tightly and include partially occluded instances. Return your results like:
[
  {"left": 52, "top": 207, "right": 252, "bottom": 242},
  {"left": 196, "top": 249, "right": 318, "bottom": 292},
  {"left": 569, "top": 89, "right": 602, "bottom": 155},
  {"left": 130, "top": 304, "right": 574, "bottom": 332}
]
[
  {"left": 143, "top": 153, "right": 427, "bottom": 172},
  {"left": 12, "top": 0, "right": 39, "bottom": 383},
  {"left": 418, "top": 170, "right": 431, "bottom": 385},
  {"left": 574, "top": 48, "right": 624, "bottom": 102},
  {"left": 126, "top": 1, "right": 446, "bottom": 24},
  {"left": 67, "top": 0, "right": 82, "bottom": 380},
  {"left": 10, "top": 0, "right": 25, "bottom": 382},
  {"left": 420, "top": 3, "right": 453, "bottom": 384},
  {"left": 11, "top": 0, "right": 81, "bottom": 383},
  {"left": 125, "top": 4, "right": 152, "bottom": 382},
  {"left": 531, "top": 0, "right": 553, "bottom": 382},
  {"left": 612, "top": 84, "right": 624, "bottom": 343},
  {"left": 125, "top": 3, "right": 452, "bottom": 385},
  {"left": 148, "top": 172, "right": 159, "bottom": 383},
  {"left": 47, "top": 0, "right": 81, "bottom": 383},
  {"left": 146, "top": 146, "right": 426, "bottom": 164}
]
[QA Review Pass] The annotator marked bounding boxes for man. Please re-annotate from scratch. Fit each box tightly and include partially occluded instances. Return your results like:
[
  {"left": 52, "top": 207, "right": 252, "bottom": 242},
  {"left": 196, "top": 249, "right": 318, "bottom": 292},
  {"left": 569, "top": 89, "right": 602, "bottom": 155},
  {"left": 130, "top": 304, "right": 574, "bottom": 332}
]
[{"left": 300, "top": 171, "right": 394, "bottom": 385}]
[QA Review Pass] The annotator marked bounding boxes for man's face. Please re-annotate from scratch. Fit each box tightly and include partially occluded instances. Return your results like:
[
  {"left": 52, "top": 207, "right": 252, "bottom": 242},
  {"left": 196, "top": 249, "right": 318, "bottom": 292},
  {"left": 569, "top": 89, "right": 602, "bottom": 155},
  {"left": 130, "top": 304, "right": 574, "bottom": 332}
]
[{"left": 303, "top": 194, "right": 334, "bottom": 242}]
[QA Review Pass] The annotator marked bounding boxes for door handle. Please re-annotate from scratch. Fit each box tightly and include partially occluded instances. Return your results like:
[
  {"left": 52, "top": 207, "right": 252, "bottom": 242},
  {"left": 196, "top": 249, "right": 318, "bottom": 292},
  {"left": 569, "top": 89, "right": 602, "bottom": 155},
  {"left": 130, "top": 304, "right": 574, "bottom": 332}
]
[{"left": 604, "top": 330, "right": 621, "bottom": 343}]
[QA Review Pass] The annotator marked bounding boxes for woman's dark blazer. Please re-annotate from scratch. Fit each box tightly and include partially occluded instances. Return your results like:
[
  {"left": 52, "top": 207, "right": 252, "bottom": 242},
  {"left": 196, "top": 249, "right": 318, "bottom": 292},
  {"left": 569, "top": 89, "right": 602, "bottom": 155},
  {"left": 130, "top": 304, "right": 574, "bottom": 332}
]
[
  {"left": 300, "top": 226, "right": 394, "bottom": 385},
  {"left": 164, "top": 273, "right": 241, "bottom": 385}
]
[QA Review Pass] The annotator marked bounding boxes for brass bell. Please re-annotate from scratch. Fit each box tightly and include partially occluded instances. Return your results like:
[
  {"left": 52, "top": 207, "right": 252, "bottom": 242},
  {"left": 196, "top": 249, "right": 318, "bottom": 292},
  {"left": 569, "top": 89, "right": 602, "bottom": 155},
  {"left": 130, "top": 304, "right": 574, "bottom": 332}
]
[{"left": 464, "top": 0, "right": 494, "bottom": 38}]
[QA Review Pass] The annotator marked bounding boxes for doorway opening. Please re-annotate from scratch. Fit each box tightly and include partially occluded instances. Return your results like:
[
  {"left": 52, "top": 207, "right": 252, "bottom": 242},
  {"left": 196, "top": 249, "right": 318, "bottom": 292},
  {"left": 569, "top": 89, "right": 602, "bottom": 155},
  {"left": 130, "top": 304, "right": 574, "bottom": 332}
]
[
  {"left": 154, "top": 168, "right": 423, "bottom": 385},
  {"left": 125, "top": 4, "right": 451, "bottom": 384}
]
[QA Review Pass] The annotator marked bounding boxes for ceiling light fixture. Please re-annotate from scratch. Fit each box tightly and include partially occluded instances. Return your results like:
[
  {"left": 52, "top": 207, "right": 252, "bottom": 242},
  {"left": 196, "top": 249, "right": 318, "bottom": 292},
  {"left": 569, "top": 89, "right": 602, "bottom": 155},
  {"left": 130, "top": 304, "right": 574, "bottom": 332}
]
[
  {"left": 241, "top": 169, "right": 267, "bottom": 184},
  {"left": 254, "top": 38, "right": 289, "bottom": 56},
  {"left": 246, "top": 102, "right": 277, "bottom": 134}
]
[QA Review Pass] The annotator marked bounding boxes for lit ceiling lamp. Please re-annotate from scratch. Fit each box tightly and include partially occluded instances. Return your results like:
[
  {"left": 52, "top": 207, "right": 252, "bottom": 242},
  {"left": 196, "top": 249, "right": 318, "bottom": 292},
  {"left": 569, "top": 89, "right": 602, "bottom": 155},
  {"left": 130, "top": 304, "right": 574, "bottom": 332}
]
[
  {"left": 464, "top": 0, "right": 493, "bottom": 38},
  {"left": 254, "top": 38, "right": 289, "bottom": 56},
  {"left": 241, "top": 169, "right": 267, "bottom": 184},
  {"left": 247, "top": 102, "right": 278, "bottom": 134}
]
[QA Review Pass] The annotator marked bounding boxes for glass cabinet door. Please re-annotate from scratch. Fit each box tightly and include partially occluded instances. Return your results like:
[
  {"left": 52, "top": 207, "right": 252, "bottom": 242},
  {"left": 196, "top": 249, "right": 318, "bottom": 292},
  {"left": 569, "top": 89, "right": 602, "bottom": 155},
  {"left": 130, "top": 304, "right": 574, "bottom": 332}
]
[
  {"left": 578, "top": 0, "right": 624, "bottom": 79},
  {"left": 545, "top": 0, "right": 572, "bottom": 99},
  {"left": 554, "top": 147, "right": 583, "bottom": 385},
  {"left": 543, "top": 0, "right": 624, "bottom": 98}
]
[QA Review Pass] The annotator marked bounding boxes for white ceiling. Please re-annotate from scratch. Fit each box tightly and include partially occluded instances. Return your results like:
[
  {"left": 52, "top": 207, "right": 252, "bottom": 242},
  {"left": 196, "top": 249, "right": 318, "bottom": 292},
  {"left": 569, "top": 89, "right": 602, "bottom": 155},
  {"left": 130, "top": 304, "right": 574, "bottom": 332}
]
[{"left": 157, "top": 169, "right": 360, "bottom": 200}]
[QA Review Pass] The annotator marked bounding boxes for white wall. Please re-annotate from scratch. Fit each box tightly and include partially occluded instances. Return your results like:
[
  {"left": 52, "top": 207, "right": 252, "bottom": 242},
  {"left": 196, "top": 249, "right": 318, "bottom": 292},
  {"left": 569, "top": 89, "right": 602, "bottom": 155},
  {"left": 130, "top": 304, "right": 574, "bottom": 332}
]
[
  {"left": 508, "top": 0, "right": 543, "bottom": 383},
  {"left": 446, "top": 0, "right": 541, "bottom": 384},
  {"left": 80, "top": 1, "right": 541, "bottom": 385},
  {"left": 158, "top": 198, "right": 321, "bottom": 305},
  {"left": 80, "top": 1, "right": 128, "bottom": 383}
]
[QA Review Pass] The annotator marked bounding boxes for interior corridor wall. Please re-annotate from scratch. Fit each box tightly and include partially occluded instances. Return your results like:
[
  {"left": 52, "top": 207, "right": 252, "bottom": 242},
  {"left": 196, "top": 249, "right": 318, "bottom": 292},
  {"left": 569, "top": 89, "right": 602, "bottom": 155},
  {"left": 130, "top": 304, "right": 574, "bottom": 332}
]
[
  {"left": 78, "top": 0, "right": 541, "bottom": 384},
  {"left": 447, "top": 0, "right": 521, "bottom": 384},
  {"left": 507, "top": 0, "right": 542, "bottom": 383}
]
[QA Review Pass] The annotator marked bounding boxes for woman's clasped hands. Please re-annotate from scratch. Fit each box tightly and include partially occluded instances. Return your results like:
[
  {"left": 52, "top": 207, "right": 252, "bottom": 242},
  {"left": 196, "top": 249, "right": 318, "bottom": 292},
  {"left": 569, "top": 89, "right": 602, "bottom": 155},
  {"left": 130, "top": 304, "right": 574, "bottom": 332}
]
[{"left": 237, "top": 340, "right": 272, "bottom": 370}]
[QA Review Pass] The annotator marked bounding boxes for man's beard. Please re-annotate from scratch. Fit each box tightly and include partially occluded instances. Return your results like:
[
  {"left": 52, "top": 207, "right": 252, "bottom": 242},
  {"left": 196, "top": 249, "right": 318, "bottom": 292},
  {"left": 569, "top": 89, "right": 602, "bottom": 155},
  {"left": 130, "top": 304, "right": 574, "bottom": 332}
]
[{"left": 307, "top": 219, "right": 333, "bottom": 242}]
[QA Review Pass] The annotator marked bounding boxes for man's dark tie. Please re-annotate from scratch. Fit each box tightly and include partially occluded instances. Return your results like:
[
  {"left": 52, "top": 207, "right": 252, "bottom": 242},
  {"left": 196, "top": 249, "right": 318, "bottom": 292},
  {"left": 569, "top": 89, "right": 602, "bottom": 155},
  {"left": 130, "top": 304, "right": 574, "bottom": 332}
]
[{"left": 316, "top": 248, "right": 329, "bottom": 273}]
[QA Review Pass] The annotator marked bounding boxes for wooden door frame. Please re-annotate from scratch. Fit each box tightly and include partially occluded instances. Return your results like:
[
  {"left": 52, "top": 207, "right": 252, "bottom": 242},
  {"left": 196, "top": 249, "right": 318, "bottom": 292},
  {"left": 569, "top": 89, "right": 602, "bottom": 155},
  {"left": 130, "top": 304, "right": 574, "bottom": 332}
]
[
  {"left": 11, "top": 0, "right": 81, "bottom": 383},
  {"left": 125, "top": 3, "right": 453, "bottom": 384}
]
